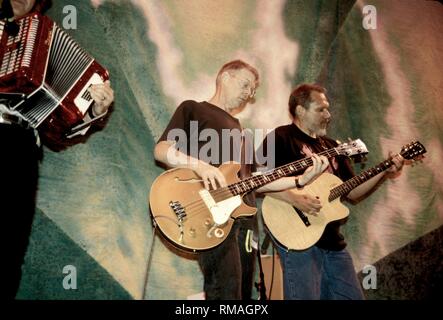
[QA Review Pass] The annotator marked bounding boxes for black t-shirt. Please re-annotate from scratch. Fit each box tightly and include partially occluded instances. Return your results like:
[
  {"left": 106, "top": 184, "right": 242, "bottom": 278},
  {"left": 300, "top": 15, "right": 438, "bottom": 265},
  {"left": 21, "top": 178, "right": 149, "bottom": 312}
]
[
  {"left": 259, "top": 123, "right": 355, "bottom": 251},
  {"left": 158, "top": 100, "right": 256, "bottom": 209}
]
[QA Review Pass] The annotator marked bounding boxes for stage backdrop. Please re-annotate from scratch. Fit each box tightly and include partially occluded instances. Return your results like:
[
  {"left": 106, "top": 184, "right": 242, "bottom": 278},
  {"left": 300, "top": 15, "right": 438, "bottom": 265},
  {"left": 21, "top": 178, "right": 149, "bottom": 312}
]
[{"left": 16, "top": 0, "right": 443, "bottom": 299}]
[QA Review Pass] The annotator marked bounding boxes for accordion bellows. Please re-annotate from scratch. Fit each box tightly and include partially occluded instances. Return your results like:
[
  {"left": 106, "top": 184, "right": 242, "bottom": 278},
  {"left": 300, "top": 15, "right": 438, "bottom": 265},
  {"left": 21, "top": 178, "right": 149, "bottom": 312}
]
[{"left": 0, "top": 12, "right": 109, "bottom": 139}]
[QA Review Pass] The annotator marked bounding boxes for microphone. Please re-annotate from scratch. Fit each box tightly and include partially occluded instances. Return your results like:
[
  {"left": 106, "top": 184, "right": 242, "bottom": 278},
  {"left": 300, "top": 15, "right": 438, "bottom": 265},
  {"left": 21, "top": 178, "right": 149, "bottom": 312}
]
[{"left": 0, "top": 0, "right": 20, "bottom": 36}]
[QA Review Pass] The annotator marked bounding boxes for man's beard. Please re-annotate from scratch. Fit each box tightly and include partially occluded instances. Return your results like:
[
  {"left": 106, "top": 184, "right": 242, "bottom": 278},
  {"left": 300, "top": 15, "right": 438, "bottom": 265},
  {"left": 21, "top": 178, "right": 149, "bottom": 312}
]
[
  {"left": 317, "top": 128, "right": 327, "bottom": 137},
  {"left": 316, "top": 121, "right": 329, "bottom": 136}
]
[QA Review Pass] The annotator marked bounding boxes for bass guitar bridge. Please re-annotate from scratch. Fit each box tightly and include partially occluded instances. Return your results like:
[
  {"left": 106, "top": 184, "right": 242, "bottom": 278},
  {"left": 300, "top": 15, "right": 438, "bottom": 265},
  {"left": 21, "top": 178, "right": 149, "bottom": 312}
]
[
  {"left": 170, "top": 201, "right": 186, "bottom": 221},
  {"left": 169, "top": 201, "right": 186, "bottom": 243}
]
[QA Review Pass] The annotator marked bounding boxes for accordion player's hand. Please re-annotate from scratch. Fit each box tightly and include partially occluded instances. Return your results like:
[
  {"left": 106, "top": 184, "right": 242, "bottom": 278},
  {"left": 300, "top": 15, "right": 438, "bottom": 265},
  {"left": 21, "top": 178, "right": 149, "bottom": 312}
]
[{"left": 89, "top": 80, "right": 114, "bottom": 117}]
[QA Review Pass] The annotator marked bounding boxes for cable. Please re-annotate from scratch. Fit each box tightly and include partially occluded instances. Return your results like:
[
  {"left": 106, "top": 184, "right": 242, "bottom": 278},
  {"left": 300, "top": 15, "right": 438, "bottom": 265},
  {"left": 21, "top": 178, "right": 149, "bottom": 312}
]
[{"left": 141, "top": 216, "right": 158, "bottom": 300}]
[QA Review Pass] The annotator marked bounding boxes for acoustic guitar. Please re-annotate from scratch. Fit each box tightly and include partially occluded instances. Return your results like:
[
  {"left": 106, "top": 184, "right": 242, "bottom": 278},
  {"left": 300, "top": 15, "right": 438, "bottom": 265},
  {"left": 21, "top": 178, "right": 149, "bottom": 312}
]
[{"left": 262, "top": 141, "right": 426, "bottom": 251}]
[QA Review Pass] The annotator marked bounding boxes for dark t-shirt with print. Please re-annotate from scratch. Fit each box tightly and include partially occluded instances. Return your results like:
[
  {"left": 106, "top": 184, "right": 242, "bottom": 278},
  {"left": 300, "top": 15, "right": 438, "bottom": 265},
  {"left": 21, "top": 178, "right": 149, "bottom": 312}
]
[{"left": 259, "top": 123, "right": 355, "bottom": 251}]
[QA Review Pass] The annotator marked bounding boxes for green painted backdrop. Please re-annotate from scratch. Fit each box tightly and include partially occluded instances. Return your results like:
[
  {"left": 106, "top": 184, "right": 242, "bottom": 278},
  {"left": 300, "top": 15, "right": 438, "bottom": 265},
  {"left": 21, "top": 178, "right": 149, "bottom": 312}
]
[{"left": 16, "top": 0, "right": 443, "bottom": 299}]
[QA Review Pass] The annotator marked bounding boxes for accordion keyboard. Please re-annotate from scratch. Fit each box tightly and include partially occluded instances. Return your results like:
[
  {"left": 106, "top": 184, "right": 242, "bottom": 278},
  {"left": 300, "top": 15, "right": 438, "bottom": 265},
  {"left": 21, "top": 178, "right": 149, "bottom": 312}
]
[{"left": 0, "top": 16, "right": 38, "bottom": 77}]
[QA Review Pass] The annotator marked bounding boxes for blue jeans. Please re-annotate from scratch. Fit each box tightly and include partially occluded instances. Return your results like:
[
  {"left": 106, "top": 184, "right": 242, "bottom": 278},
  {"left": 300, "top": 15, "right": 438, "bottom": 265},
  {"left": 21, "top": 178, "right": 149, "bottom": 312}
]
[{"left": 276, "top": 244, "right": 365, "bottom": 300}]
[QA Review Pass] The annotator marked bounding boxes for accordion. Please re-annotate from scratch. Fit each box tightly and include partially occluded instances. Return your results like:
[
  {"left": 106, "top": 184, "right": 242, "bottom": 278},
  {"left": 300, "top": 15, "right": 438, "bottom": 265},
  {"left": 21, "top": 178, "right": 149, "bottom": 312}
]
[{"left": 0, "top": 12, "right": 109, "bottom": 140}]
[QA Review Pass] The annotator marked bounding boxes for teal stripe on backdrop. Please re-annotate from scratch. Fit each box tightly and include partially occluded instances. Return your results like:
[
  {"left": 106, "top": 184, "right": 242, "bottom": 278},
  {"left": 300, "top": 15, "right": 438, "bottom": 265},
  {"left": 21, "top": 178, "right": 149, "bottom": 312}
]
[{"left": 18, "top": 209, "right": 132, "bottom": 299}]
